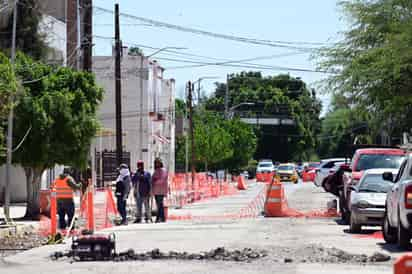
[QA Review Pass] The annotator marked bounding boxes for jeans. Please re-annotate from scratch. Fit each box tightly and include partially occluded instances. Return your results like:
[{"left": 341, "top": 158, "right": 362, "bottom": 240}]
[
  {"left": 57, "top": 199, "right": 75, "bottom": 229},
  {"left": 155, "top": 195, "right": 165, "bottom": 222},
  {"left": 136, "top": 195, "right": 152, "bottom": 221},
  {"left": 116, "top": 197, "right": 127, "bottom": 223}
]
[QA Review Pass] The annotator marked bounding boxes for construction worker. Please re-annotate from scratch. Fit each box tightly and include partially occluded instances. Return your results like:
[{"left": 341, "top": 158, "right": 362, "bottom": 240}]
[
  {"left": 51, "top": 168, "right": 82, "bottom": 230},
  {"left": 132, "top": 160, "right": 152, "bottom": 223},
  {"left": 115, "top": 164, "right": 131, "bottom": 225}
]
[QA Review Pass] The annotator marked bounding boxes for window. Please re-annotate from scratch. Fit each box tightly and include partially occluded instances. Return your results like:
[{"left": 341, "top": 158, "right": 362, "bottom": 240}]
[
  {"left": 395, "top": 160, "right": 407, "bottom": 183},
  {"left": 355, "top": 154, "right": 404, "bottom": 172}
]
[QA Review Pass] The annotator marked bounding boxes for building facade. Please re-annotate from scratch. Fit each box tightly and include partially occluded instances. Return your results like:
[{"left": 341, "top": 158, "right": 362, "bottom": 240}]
[{"left": 93, "top": 52, "right": 175, "bottom": 183}]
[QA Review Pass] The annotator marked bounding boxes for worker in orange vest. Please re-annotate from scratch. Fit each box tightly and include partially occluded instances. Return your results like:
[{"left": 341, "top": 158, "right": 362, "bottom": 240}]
[{"left": 51, "top": 168, "right": 82, "bottom": 230}]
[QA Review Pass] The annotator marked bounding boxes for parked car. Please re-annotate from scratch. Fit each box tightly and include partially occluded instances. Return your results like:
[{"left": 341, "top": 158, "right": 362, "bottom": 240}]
[
  {"left": 302, "top": 162, "right": 320, "bottom": 182},
  {"left": 382, "top": 154, "right": 412, "bottom": 249},
  {"left": 256, "top": 161, "right": 275, "bottom": 174},
  {"left": 314, "top": 158, "right": 346, "bottom": 187},
  {"left": 277, "top": 163, "right": 298, "bottom": 184},
  {"left": 348, "top": 168, "right": 397, "bottom": 233},
  {"left": 340, "top": 148, "right": 405, "bottom": 223}
]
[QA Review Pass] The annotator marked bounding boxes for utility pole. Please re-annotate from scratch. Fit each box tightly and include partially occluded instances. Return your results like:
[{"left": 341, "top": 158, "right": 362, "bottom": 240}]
[
  {"left": 197, "top": 80, "right": 201, "bottom": 105},
  {"left": 187, "top": 81, "right": 195, "bottom": 190},
  {"left": 224, "top": 74, "right": 229, "bottom": 119},
  {"left": 82, "top": 0, "right": 92, "bottom": 72},
  {"left": 4, "top": 0, "right": 18, "bottom": 222},
  {"left": 114, "top": 4, "right": 123, "bottom": 166}
]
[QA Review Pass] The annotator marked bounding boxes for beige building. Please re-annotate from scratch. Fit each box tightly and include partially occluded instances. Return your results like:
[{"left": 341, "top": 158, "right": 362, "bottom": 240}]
[{"left": 93, "top": 51, "right": 175, "bottom": 181}]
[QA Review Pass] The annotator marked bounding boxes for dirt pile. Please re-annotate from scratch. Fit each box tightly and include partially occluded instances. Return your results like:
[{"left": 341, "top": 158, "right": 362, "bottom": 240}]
[{"left": 0, "top": 226, "right": 47, "bottom": 257}]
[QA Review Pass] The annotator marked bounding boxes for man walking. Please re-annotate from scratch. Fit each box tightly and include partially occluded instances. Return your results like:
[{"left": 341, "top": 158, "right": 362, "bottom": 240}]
[
  {"left": 51, "top": 168, "right": 82, "bottom": 230},
  {"left": 115, "top": 164, "right": 131, "bottom": 225},
  {"left": 132, "top": 160, "right": 152, "bottom": 223}
]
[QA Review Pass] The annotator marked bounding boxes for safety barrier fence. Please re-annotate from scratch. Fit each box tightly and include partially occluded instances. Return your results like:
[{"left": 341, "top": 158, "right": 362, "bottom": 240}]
[
  {"left": 39, "top": 173, "right": 240, "bottom": 236},
  {"left": 166, "top": 173, "right": 239, "bottom": 209}
]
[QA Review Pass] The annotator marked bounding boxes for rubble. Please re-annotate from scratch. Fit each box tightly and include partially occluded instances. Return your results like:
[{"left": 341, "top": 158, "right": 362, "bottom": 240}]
[
  {"left": 0, "top": 226, "right": 47, "bottom": 257},
  {"left": 51, "top": 247, "right": 268, "bottom": 263}
]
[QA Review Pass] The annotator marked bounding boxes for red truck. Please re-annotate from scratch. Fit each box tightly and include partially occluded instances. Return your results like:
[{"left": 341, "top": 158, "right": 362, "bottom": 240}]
[{"left": 339, "top": 147, "right": 405, "bottom": 223}]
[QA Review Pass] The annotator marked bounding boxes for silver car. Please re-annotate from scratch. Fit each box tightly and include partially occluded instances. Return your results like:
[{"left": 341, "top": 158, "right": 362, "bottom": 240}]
[{"left": 349, "top": 168, "right": 397, "bottom": 233}]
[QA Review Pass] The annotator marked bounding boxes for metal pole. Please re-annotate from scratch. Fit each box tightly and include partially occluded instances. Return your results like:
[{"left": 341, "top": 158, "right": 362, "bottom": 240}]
[
  {"left": 114, "top": 4, "right": 123, "bottom": 166},
  {"left": 188, "top": 82, "right": 195, "bottom": 190},
  {"left": 4, "top": 0, "right": 18, "bottom": 222},
  {"left": 138, "top": 56, "right": 144, "bottom": 161},
  {"left": 82, "top": 0, "right": 92, "bottom": 72},
  {"left": 76, "top": 0, "right": 81, "bottom": 70},
  {"left": 224, "top": 74, "right": 229, "bottom": 119},
  {"left": 197, "top": 80, "right": 201, "bottom": 105}
]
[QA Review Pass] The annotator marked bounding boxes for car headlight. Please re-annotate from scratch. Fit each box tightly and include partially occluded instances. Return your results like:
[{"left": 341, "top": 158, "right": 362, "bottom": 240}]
[{"left": 356, "top": 200, "right": 371, "bottom": 208}]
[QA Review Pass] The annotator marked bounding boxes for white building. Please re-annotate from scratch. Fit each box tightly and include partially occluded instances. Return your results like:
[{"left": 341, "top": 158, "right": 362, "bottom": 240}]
[{"left": 93, "top": 51, "right": 175, "bottom": 183}]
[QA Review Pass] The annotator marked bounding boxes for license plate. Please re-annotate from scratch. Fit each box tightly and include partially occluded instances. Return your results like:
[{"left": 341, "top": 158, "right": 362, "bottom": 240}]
[{"left": 282, "top": 177, "right": 288, "bottom": 180}]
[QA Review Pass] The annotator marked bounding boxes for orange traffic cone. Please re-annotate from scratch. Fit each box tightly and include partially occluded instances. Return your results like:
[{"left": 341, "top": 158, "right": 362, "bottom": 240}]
[
  {"left": 237, "top": 176, "right": 248, "bottom": 190},
  {"left": 264, "top": 178, "right": 284, "bottom": 217}
]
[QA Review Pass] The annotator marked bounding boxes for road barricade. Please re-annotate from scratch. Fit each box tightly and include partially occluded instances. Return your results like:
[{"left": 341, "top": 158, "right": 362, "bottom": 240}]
[
  {"left": 394, "top": 254, "right": 412, "bottom": 274},
  {"left": 264, "top": 179, "right": 284, "bottom": 217}
]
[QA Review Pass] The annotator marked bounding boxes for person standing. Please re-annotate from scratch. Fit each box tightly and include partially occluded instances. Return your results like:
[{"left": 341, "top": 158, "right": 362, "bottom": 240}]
[
  {"left": 152, "top": 158, "right": 168, "bottom": 223},
  {"left": 115, "top": 164, "right": 131, "bottom": 225},
  {"left": 131, "top": 160, "right": 152, "bottom": 223},
  {"left": 51, "top": 168, "right": 82, "bottom": 230}
]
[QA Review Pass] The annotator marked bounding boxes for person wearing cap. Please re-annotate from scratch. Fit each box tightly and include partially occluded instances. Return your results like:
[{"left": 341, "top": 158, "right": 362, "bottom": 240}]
[
  {"left": 115, "top": 164, "right": 131, "bottom": 225},
  {"left": 50, "top": 168, "right": 82, "bottom": 230},
  {"left": 131, "top": 160, "right": 152, "bottom": 223},
  {"left": 152, "top": 158, "right": 168, "bottom": 223}
]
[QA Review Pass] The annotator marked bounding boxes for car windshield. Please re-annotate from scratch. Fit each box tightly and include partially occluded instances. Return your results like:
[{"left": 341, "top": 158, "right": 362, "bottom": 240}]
[
  {"left": 355, "top": 154, "right": 404, "bottom": 171},
  {"left": 309, "top": 163, "right": 319, "bottom": 168},
  {"left": 259, "top": 163, "right": 272, "bottom": 168},
  {"left": 358, "top": 174, "right": 393, "bottom": 193},
  {"left": 278, "top": 165, "right": 294, "bottom": 171}
]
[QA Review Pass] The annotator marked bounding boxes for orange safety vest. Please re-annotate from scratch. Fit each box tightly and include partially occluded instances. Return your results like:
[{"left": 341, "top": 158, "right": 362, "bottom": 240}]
[{"left": 52, "top": 177, "right": 74, "bottom": 199}]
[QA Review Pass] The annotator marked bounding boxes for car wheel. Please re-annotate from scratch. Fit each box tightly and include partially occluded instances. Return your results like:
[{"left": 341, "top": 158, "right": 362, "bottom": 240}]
[
  {"left": 349, "top": 213, "right": 361, "bottom": 233},
  {"left": 383, "top": 211, "right": 397, "bottom": 244},
  {"left": 398, "top": 211, "right": 411, "bottom": 249}
]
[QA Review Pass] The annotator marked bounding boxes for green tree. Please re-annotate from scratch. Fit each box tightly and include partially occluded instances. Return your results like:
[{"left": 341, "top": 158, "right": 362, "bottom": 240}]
[
  {"left": 0, "top": 53, "right": 17, "bottom": 160},
  {"left": 206, "top": 72, "right": 321, "bottom": 162},
  {"left": 5, "top": 53, "right": 104, "bottom": 218},
  {"left": 194, "top": 112, "right": 233, "bottom": 171},
  {"left": 223, "top": 118, "right": 257, "bottom": 173},
  {"left": 317, "top": 0, "right": 412, "bottom": 144}
]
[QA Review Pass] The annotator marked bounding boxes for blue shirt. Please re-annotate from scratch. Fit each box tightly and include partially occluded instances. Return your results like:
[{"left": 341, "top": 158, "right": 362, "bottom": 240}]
[{"left": 132, "top": 170, "right": 151, "bottom": 197}]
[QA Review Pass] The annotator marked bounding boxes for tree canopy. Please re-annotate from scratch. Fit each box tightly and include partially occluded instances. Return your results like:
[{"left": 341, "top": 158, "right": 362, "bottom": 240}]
[
  {"left": 318, "top": 0, "right": 412, "bottom": 145},
  {"left": 206, "top": 72, "right": 321, "bottom": 162},
  {"left": 0, "top": 52, "right": 104, "bottom": 218}
]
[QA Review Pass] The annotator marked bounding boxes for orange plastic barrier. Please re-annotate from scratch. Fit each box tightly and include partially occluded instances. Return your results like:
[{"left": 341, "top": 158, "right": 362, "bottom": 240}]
[
  {"left": 394, "top": 254, "right": 412, "bottom": 274},
  {"left": 237, "top": 176, "right": 248, "bottom": 190},
  {"left": 264, "top": 178, "right": 340, "bottom": 218},
  {"left": 264, "top": 179, "right": 284, "bottom": 217}
]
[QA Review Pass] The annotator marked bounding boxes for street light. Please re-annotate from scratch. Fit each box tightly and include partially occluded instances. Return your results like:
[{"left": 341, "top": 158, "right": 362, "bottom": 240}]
[
  {"left": 147, "top": 46, "right": 187, "bottom": 58},
  {"left": 228, "top": 102, "right": 255, "bottom": 119},
  {"left": 192, "top": 76, "right": 219, "bottom": 104}
]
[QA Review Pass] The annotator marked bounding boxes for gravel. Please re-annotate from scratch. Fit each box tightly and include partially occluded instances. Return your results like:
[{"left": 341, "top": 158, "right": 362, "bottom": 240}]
[
  {"left": 267, "top": 244, "right": 391, "bottom": 264},
  {"left": 0, "top": 226, "right": 47, "bottom": 257}
]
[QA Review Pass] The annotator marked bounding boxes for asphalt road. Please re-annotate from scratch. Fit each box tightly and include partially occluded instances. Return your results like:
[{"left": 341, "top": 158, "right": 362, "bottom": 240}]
[{"left": 1, "top": 180, "right": 403, "bottom": 274}]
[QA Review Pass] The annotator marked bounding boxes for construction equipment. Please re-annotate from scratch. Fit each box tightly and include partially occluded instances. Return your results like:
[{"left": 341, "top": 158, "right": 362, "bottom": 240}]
[{"left": 71, "top": 233, "right": 116, "bottom": 261}]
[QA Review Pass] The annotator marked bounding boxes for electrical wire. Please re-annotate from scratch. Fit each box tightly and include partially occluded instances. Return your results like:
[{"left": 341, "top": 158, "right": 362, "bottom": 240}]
[{"left": 93, "top": 6, "right": 330, "bottom": 51}]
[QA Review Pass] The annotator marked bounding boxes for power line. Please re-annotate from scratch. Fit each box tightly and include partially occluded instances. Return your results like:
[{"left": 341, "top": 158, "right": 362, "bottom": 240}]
[
  {"left": 93, "top": 6, "right": 329, "bottom": 51},
  {"left": 93, "top": 35, "right": 328, "bottom": 74}
]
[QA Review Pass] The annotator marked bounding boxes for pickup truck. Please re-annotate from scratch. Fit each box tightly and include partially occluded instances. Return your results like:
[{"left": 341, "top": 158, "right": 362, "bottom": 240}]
[{"left": 339, "top": 148, "right": 405, "bottom": 223}]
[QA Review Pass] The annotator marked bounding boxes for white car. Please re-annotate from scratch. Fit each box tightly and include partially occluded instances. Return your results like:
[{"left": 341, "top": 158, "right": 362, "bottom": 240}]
[
  {"left": 349, "top": 168, "right": 397, "bottom": 233},
  {"left": 256, "top": 161, "right": 275, "bottom": 174},
  {"left": 314, "top": 158, "right": 346, "bottom": 187},
  {"left": 383, "top": 154, "right": 412, "bottom": 249}
]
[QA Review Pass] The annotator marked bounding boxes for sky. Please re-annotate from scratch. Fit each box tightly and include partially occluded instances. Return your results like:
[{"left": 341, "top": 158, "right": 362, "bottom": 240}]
[{"left": 92, "top": 0, "right": 347, "bottom": 114}]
